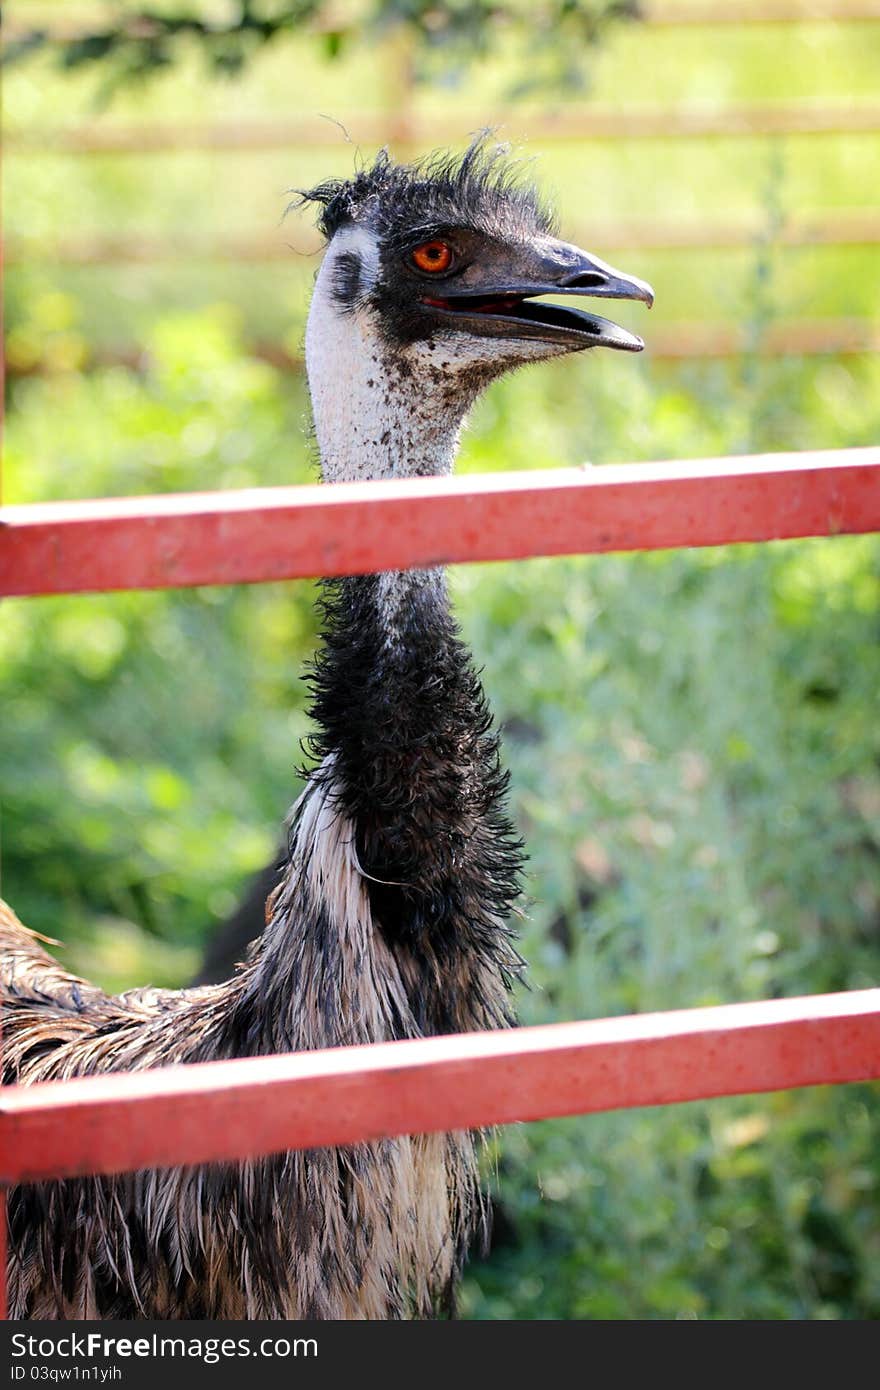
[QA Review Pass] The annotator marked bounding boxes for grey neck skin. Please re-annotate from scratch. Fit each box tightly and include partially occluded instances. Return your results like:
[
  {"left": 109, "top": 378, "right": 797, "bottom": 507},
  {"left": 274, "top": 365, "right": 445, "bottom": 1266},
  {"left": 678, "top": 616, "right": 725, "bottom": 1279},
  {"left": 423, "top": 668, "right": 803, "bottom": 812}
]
[{"left": 305, "top": 225, "right": 479, "bottom": 484}]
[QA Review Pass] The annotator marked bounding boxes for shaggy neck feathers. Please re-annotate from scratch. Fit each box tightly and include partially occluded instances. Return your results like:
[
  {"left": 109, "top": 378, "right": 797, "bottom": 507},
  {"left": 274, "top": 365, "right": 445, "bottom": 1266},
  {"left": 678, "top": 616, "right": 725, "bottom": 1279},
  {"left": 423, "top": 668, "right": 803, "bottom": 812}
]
[
  {"left": 235, "top": 234, "right": 526, "bottom": 1048},
  {"left": 306, "top": 573, "right": 523, "bottom": 1028},
  {"left": 236, "top": 567, "right": 523, "bottom": 1048}
]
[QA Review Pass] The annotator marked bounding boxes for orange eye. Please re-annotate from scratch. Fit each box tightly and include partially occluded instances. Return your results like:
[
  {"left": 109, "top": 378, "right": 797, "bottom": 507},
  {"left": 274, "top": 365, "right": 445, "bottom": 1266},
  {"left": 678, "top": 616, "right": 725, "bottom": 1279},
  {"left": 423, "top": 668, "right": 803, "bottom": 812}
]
[{"left": 411, "top": 240, "right": 453, "bottom": 274}]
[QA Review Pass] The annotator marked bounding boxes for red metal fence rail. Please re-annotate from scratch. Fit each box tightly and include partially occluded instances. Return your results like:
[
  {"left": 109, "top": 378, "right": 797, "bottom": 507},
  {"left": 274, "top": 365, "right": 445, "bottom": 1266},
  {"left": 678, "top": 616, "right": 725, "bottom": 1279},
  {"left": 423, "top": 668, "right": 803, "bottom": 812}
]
[
  {"left": 2, "top": 444, "right": 879, "bottom": 1321},
  {"left": 3, "top": 991, "right": 880, "bottom": 1188},
  {"left": 2, "top": 449, "right": 879, "bottom": 599}
]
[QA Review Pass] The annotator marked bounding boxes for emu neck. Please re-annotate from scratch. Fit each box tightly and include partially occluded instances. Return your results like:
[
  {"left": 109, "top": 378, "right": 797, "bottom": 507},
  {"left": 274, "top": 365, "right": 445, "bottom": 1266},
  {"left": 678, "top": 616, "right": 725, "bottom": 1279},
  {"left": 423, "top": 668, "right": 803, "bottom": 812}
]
[
  {"left": 305, "top": 228, "right": 473, "bottom": 483},
  {"left": 239, "top": 565, "right": 522, "bottom": 1047},
  {"left": 308, "top": 334, "right": 467, "bottom": 483},
  {"left": 237, "top": 234, "right": 523, "bottom": 1046},
  {"left": 301, "top": 570, "right": 523, "bottom": 1030}
]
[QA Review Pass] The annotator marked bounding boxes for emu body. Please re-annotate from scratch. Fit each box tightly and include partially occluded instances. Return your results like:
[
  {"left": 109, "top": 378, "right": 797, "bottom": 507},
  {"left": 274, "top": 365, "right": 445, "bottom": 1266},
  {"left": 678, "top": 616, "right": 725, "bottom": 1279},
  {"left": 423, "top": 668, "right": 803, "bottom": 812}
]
[{"left": 2, "top": 141, "right": 651, "bottom": 1319}]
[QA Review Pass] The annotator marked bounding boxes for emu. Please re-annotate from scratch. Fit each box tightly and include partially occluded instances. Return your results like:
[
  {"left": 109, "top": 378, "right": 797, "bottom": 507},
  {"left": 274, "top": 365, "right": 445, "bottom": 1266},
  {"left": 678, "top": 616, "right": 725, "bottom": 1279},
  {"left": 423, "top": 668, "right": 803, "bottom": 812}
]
[{"left": 1, "top": 140, "right": 652, "bottom": 1320}]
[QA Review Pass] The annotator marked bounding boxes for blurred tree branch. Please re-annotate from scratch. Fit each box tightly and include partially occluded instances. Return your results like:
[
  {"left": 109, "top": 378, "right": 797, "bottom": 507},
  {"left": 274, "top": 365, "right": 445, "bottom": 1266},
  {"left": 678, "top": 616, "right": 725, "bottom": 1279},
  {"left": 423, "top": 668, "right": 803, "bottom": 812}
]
[{"left": 2, "top": 1, "right": 642, "bottom": 96}]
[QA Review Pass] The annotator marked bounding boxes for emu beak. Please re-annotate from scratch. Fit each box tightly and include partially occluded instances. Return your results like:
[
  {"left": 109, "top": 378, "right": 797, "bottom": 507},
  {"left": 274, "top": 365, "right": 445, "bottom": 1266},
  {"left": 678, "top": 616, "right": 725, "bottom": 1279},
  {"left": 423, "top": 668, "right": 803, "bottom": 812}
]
[
  {"left": 543, "top": 240, "right": 654, "bottom": 308},
  {"left": 422, "top": 237, "right": 654, "bottom": 352}
]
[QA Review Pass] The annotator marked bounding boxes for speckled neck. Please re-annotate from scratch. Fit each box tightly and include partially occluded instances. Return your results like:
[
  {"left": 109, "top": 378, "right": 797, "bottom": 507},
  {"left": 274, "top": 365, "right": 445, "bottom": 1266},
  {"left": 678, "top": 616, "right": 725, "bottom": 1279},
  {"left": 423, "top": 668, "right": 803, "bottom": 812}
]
[{"left": 305, "top": 226, "right": 473, "bottom": 483}]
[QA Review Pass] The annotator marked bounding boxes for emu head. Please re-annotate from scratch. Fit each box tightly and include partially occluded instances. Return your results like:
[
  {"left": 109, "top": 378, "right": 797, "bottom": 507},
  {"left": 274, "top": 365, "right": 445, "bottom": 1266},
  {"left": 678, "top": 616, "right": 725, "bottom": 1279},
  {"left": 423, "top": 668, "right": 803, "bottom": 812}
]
[{"left": 298, "top": 139, "right": 653, "bottom": 482}]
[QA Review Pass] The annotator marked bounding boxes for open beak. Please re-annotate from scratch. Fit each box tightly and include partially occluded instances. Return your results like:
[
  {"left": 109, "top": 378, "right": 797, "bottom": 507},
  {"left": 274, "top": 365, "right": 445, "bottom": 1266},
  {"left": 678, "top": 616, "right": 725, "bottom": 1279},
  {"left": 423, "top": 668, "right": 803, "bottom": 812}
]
[{"left": 423, "top": 238, "right": 654, "bottom": 353}]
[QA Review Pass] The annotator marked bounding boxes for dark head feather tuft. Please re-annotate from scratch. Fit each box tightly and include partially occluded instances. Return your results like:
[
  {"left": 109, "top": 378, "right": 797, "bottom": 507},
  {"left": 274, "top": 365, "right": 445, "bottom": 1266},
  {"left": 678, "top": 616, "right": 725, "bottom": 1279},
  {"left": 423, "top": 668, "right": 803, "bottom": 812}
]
[{"left": 291, "top": 133, "right": 557, "bottom": 246}]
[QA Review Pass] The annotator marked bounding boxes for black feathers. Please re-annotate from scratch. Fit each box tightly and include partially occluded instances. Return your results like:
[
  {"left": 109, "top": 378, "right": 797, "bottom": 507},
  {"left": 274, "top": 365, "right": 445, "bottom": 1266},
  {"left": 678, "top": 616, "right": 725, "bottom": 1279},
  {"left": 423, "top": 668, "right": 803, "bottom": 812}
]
[
  {"left": 294, "top": 134, "right": 557, "bottom": 247},
  {"left": 330, "top": 248, "right": 363, "bottom": 310},
  {"left": 306, "top": 571, "right": 525, "bottom": 1036}
]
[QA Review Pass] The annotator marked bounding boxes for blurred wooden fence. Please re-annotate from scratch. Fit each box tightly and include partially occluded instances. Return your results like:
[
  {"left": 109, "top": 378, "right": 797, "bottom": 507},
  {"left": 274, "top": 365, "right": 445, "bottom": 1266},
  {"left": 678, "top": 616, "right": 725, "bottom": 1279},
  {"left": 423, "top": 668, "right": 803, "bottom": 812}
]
[
  {"left": 7, "top": 209, "right": 880, "bottom": 262},
  {"left": 7, "top": 101, "right": 880, "bottom": 153},
  {"left": 8, "top": 320, "right": 874, "bottom": 378},
  {"left": 642, "top": 0, "right": 880, "bottom": 21},
  {"left": 4, "top": 0, "right": 880, "bottom": 367}
]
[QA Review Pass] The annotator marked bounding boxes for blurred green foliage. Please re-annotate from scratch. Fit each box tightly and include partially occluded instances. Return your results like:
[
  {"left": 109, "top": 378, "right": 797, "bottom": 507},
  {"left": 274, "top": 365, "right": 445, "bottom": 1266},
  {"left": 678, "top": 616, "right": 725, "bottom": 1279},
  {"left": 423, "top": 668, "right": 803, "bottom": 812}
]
[
  {"left": 3, "top": 1, "right": 639, "bottom": 97},
  {"left": 2, "top": 2, "right": 879, "bottom": 1320}
]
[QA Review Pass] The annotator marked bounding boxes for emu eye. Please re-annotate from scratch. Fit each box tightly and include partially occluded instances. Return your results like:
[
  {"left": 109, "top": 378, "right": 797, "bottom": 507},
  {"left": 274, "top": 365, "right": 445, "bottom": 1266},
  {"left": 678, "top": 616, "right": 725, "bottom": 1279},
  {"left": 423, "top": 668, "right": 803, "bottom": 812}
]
[{"left": 411, "top": 240, "right": 453, "bottom": 274}]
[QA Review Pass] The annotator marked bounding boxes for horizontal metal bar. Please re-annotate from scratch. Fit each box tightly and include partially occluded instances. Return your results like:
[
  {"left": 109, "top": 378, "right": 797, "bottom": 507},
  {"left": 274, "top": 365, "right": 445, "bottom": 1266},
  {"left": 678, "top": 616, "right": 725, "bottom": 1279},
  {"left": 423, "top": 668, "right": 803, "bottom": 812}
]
[
  {"left": 1, "top": 990, "right": 878, "bottom": 1185},
  {"left": 6, "top": 102, "right": 880, "bottom": 157},
  {"left": 1, "top": 450, "right": 878, "bottom": 598}
]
